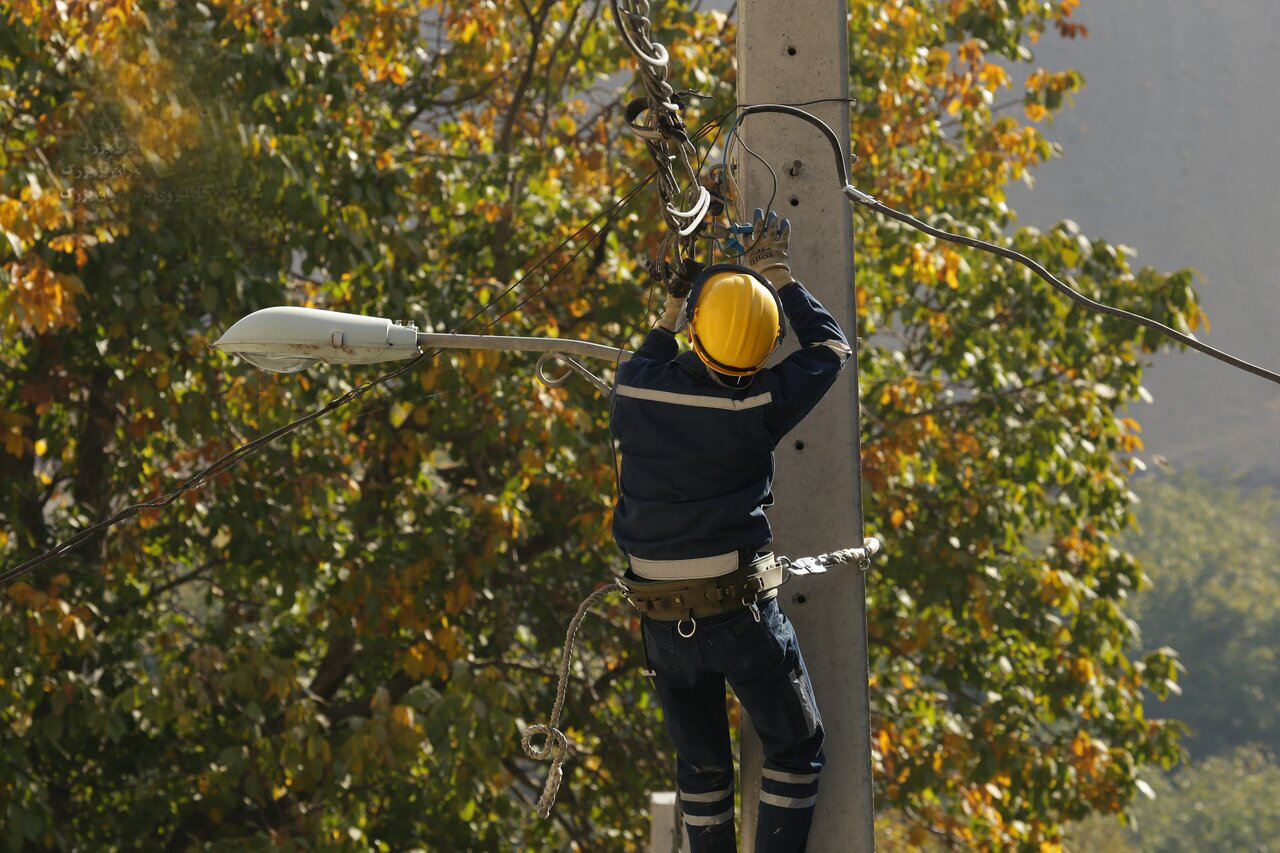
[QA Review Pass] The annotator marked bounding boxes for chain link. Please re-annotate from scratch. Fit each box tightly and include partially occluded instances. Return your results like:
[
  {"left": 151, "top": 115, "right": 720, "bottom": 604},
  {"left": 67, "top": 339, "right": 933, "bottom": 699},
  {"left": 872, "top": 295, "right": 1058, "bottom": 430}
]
[{"left": 610, "top": 0, "right": 711, "bottom": 292}]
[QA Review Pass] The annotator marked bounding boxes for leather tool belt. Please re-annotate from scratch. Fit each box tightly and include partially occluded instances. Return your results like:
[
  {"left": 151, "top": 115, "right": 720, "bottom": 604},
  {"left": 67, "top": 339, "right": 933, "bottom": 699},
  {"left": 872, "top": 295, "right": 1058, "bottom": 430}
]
[{"left": 618, "top": 552, "right": 785, "bottom": 623}]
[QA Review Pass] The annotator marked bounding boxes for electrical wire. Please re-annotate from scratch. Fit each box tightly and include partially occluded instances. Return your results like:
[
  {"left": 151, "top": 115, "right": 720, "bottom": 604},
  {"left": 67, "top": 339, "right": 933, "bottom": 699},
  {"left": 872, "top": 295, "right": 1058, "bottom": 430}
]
[
  {"left": 727, "top": 103, "right": 1280, "bottom": 387},
  {"left": 712, "top": 99, "right": 857, "bottom": 259},
  {"left": 0, "top": 349, "right": 433, "bottom": 586},
  {"left": 610, "top": 0, "right": 709, "bottom": 286},
  {"left": 0, "top": 179, "right": 657, "bottom": 586},
  {"left": 479, "top": 178, "right": 655, "bottom": 329},
  {"left": 452, "top": 174, "right": 653, "bottom": 335},
  {"left": 728, "top": 132, "right": 777, "bottom": 257},
  {"left": 862, "top": 198, "right": 1280, "bottom": 385},
  {"left": 3, "top": 102, "right": 741, "bottom": 585}
]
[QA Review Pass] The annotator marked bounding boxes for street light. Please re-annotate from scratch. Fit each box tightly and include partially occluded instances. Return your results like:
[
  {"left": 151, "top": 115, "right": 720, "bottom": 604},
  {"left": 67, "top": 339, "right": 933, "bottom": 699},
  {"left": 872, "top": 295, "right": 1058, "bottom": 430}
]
[
  {"left": 211, "top": 306, "right": 421, "bottom": 373},
  {"left": 213, "top": 306, "right": 630, "bottom": 392}
]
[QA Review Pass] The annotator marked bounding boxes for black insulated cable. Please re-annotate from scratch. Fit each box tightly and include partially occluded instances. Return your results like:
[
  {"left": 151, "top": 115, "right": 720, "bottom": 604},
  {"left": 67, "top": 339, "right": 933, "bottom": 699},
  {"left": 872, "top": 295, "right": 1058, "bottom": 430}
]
[
  {"left": 726, "top": 104, "right": 1280, "bottom": 387},
  {"left": 855, "top": 195, "right": 1280, "bottom": 387}
]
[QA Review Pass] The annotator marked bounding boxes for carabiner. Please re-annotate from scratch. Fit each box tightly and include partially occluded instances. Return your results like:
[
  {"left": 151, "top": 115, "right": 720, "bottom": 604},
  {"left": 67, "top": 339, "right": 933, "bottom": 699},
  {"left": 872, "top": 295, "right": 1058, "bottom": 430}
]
[{"left": 677, "top": 616, "right": 697, "bottom": 639}]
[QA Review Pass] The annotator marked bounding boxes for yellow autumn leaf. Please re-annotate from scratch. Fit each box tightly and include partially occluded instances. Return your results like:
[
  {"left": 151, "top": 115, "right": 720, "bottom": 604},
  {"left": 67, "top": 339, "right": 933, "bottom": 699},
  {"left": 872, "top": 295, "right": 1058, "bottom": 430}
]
[
  {"left": 47, "top": 234, "right": 79, "bottom": 254},
  {"left": 4, "top": 429, "right": 25, "bottom": 457},
  {"left": 979, "top": 63, "right": 1009, "bottom": 90}
]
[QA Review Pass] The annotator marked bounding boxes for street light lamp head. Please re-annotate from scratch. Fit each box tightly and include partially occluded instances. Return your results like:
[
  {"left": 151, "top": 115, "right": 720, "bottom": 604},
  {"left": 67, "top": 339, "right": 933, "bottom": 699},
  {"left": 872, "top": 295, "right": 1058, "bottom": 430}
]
[{"left": 212, "top": 306, "right": 420, "bottom": 373}]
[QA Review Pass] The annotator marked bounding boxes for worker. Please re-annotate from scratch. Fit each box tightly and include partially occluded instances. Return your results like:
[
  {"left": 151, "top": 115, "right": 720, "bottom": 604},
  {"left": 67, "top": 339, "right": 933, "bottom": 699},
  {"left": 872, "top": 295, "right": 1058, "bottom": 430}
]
[{"left": 610, "top": 208, "right": 853, "bottom": 853}]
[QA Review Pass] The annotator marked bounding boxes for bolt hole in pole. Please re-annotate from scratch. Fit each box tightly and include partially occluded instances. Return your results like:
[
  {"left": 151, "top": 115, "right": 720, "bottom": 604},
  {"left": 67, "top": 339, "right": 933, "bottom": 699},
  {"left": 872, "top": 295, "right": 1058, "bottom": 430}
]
[
  {"left": 794, "top": 439, "right": 805, "bottom": 451},
  {"left": 793, "top": 593, "right": 809, "bottom": 605},
  {"left": 786, "top": 45, "right": 797, "bottom": 55},
  {"left": 789, "top": 196, "right": 800, "bottom": 207},
  {"left": 787, "top": 159, "right": 803, "bottom": 176}
]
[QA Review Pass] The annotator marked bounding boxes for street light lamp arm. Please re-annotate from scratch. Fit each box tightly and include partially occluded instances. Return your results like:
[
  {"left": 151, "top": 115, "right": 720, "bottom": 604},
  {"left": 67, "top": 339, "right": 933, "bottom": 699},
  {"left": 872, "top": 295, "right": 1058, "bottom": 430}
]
[{"left": 415, "top": 332, "right": 631, "bottom": 364}]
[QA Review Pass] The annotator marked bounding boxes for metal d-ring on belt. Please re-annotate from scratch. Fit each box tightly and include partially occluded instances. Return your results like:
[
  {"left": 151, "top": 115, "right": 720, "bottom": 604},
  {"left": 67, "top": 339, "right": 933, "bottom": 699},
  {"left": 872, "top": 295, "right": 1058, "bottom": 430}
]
[{"left": 618, "top": 552, "right": 786, "bottom": 637}]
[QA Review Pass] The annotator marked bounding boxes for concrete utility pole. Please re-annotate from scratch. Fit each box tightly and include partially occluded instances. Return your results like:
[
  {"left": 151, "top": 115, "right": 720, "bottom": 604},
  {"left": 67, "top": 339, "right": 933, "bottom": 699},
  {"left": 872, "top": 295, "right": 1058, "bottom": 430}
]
[{"left": 737, "top": 1, "right": 876, "bottom": 850}]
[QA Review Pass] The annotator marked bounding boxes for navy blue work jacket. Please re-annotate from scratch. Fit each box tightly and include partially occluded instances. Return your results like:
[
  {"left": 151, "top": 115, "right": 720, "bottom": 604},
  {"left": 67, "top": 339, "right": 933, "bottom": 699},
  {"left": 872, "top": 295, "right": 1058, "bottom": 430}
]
[{"left": 610, "top": 281, "right": 851, "bottom": 561}]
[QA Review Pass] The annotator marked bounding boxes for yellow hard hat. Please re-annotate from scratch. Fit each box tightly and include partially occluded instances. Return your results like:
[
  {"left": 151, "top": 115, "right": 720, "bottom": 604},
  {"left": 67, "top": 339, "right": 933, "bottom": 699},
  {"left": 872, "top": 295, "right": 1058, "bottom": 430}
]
[{"left": 686, "top": 264, "right": 786, "bottom": 377}]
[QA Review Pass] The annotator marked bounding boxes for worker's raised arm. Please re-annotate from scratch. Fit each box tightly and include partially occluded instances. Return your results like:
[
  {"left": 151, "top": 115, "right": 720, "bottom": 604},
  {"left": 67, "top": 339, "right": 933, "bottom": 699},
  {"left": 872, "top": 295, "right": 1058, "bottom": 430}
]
[
  {"left": 631, "top": 326, "right": 678, "bottom": 362},
  {"left": 742, "top": 208, "right": 852, "bottom": 444},
  {"left": 761, "top": 282, "right": 851, "bottom": 443},
  {"left": 628, "top": 290, "right": 686, "bottom": 362}
]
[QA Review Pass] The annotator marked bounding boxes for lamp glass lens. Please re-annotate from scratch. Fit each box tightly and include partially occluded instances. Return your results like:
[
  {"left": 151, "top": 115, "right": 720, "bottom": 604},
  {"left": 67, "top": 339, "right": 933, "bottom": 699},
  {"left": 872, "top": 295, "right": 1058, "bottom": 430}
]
[{"left": 240, "top": 354, "right": 319, "bottom": 374}]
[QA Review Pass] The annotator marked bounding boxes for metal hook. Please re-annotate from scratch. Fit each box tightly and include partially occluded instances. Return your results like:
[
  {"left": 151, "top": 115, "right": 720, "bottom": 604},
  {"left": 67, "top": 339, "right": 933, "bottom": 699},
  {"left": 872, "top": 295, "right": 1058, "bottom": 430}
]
[
  {"left": 535, "top": 352, "right": 573, "bottom": 388},
  {"left": 535, "top": 352, "right": 612, "bottom": 396},
  {"left": 677, "top": 616, "right": 697, "bottom": 638}
]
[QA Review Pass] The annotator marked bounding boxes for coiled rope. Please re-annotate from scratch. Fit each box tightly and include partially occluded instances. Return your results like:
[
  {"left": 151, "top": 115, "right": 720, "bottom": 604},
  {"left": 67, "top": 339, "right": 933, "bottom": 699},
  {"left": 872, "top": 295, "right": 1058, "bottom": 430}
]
[{"left": 521, "top": 578, "right": 625, "bottom": 819}]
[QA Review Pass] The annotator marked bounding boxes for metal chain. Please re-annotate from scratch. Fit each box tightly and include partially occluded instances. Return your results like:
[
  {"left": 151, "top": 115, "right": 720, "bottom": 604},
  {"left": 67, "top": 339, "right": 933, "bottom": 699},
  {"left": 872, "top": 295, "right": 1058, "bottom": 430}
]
[{"left": 610, "top": 0, "right": 711, "bottom": 294}]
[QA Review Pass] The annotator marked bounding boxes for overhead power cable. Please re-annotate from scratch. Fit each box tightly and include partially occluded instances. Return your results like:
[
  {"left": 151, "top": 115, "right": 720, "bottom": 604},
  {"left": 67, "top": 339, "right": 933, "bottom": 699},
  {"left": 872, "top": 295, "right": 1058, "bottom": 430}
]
[
  {"left": 0, "top": 349, "right": 433, "bottom": 586},
  {"left": 731, "top": 103, "right": 1280, "bottom": 387},
  {"left": 610, "top": 0, "right": 709, "bottom": 293},
  {"left": 2, "top": 100, "right": 741, "bottom": 585},
  {"left": 855, "top": 198, "right": 1280, "bottom": 386}
]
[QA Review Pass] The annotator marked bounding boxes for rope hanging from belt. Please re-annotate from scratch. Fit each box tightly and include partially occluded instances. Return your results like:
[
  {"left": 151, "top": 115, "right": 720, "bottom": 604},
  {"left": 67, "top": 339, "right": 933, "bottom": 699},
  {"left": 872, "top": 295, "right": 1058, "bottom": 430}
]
[{"left": 521, "top": 579, "right": 625, "bottom": 819}]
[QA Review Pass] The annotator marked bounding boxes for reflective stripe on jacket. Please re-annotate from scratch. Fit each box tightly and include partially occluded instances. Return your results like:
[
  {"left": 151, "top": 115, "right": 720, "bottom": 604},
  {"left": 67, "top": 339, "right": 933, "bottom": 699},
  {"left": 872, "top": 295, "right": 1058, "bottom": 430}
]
[{"left": 610, "top": 281, "right": 851, "bottom": 561}]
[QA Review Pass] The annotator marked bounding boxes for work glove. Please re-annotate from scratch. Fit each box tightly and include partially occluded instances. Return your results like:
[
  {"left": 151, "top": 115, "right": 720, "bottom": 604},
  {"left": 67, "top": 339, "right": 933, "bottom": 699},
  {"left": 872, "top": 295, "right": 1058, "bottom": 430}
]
[
  {"left": 657, "top": 290, "right": 687, "bottom": 332},
  {"left": 744, "top": 207, "right": 794, "bottom": 290}
]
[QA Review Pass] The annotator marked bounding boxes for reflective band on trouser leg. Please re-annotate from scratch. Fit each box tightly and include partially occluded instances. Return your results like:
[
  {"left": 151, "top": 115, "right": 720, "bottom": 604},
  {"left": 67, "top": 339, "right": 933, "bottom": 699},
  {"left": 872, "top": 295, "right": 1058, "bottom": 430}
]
[
  {"left": 761, "top": 768, "right": 819, "bottom": 786},
  {"left": 679, "top": 786, "right": 734, "bottom": 827},
  {"left": 758, "top": 791, "right": 816, "bottom": 810},
  {"left": 755, "top": 767, "right": 819, "bottom": 852}
]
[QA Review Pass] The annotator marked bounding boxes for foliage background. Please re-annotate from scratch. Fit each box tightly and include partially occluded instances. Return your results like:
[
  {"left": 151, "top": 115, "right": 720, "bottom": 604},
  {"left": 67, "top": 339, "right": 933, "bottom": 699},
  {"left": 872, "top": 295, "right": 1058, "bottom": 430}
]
[
  {"left": 0, "top": 0, "right": 1228, "bottom": 849},
  {"left": 1064, "top": 475, "right": 1280, "bottom": 852}
]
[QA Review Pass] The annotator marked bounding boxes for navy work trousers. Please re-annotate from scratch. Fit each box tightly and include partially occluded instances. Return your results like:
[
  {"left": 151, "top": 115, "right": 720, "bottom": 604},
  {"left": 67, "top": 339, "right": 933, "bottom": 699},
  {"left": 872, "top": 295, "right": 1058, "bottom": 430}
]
[{"left": 642, "top": 597, "right": 825, "bottom": 853}]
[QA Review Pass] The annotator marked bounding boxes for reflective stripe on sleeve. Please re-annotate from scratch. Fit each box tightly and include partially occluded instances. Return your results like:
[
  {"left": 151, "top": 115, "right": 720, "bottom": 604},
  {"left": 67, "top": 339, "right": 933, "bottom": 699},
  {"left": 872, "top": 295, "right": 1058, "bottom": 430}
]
[
  {"left": 809, "top": 339, "right": 852, "bottom": 361},
  {"left": 615, "top": 384, "right": 773, "bottom": 411}
]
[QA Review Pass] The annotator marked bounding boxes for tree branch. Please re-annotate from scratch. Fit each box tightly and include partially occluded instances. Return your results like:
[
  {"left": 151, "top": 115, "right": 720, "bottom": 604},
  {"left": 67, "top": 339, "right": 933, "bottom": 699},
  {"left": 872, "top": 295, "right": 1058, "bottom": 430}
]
[{"left": 309, "top": 634, "right": 358, "bottom": 702}]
